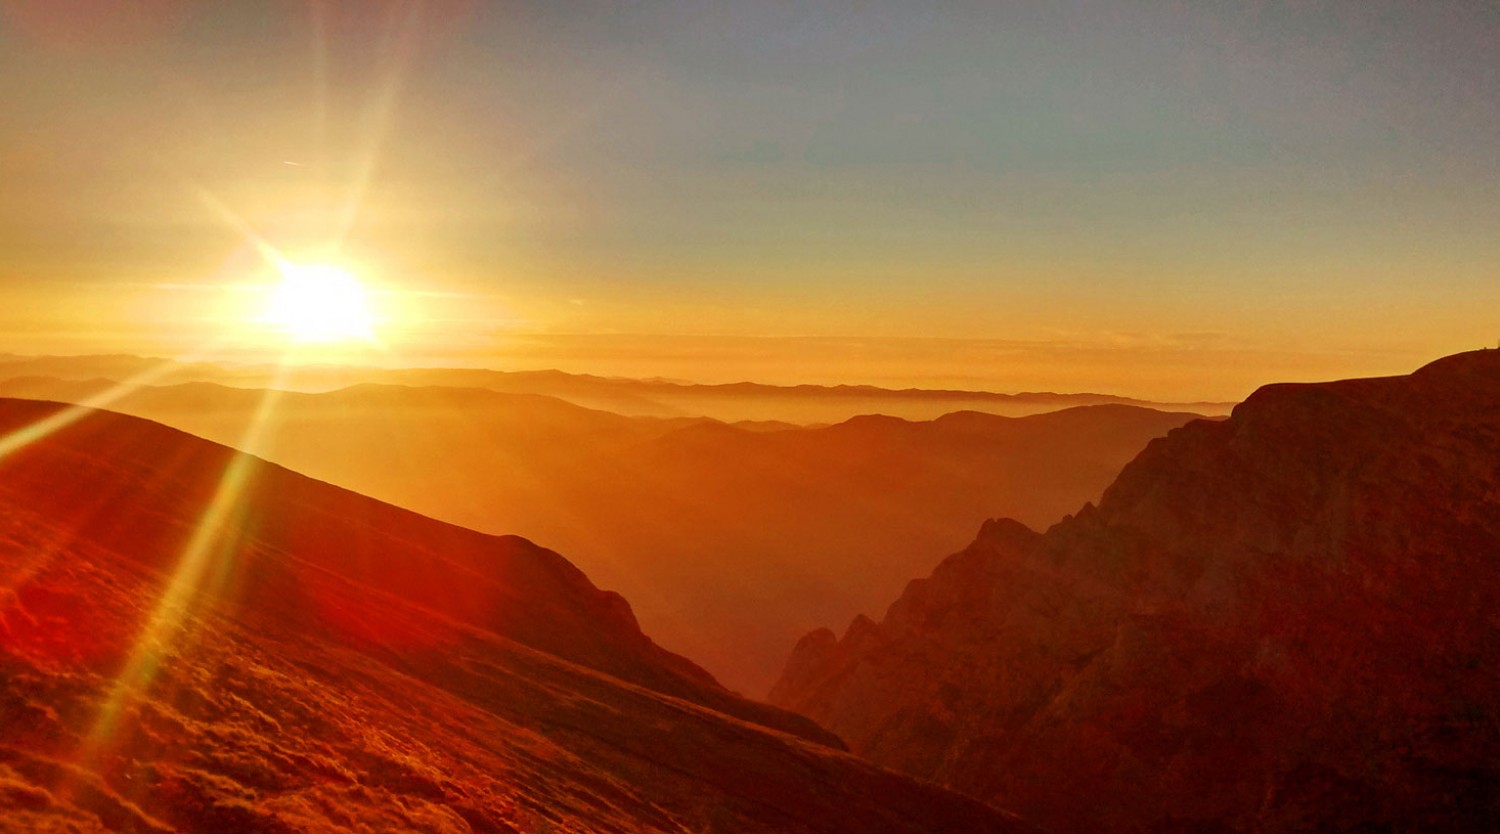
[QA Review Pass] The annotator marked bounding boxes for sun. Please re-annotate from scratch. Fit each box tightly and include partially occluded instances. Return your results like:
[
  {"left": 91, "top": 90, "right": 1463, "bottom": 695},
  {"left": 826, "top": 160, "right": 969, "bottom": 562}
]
[{"left": 263, "top": 262, "right": 376, "bottom": 343}]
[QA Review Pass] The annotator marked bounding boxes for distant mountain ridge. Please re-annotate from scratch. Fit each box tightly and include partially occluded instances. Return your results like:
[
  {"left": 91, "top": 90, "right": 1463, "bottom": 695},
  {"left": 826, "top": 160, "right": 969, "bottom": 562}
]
[
  {"left": 771, "top": 350, "right": 1500, "bottom": 832},
  {"left": 0, "top": 353, "right": 1236, "bottom": 423}
]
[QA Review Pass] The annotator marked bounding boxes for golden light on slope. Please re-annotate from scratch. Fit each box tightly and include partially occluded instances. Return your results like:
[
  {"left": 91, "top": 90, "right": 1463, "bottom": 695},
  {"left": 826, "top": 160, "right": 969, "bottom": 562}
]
[{"left": 264, "top": 262, "right": 377, "bottom": 343}]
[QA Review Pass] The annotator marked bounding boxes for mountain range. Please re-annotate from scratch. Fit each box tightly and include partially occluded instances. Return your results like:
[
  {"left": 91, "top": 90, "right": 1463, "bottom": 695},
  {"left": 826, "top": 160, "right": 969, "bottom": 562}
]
[
  {"left": 0, "top": 397, "right": 1028, "bottom": 833},
  {"left": 0, "top": 373, "right": 1201, "bottom": 694},
  {"left": 0, "top": 353, "right": 1234, "bottom": 424},
  {"left": 4, "top": 350, "right": 1496, "bottom": 831}
]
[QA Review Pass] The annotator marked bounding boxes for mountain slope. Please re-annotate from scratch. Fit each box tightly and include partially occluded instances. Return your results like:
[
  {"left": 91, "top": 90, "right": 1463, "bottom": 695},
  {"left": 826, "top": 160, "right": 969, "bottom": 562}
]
[
  {"left": 0, "top": 377, "right": 1200, "bottom": 694},
  {"left": 770, "top": 350, "right": 1500, "bottom": 832},
  {"left": 0, "top": 398, "right": 1034, "bottom": 833}
]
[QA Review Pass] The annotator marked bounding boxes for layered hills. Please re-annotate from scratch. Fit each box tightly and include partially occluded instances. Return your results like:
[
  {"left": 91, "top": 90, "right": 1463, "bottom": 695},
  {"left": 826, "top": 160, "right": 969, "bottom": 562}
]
[
  {"left": 0, "top": 398, "right": 1028, "bottom": 833},
  {"left": 771, "top": 350, "right": 1500, "bottom": 832},
  {"left": 0, "top": 375, "right": 1200, "bottom": 694},
  {"left": 0, "top": 353, "right": 1233, "bottom": 423}
]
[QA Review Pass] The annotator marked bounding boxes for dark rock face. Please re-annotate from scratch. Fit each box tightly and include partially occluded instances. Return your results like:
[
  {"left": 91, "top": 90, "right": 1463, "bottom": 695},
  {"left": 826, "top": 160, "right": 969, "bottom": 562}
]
[
  {"left": 0, "top": 399, "right": 1030, "bottom": 833},
  {"left": 772, "top": 350, "right": 1500, "bottom": 833}
]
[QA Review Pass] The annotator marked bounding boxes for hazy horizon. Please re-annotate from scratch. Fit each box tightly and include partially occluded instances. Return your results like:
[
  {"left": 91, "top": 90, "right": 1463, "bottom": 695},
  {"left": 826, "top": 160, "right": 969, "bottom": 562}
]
[{"left": 0, "top": 332, "right": 1461, "bottom": 403}]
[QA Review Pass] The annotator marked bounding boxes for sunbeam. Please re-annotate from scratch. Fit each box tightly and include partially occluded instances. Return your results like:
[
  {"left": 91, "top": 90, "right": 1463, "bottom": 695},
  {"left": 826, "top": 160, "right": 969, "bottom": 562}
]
[
  {"left": 0, "top": 356, "right": 203, "bottom": 464},
  {"left": 62, "top": 363, "right": 290, "bottom": 779},
  {"left": 331, "top": 2, "right": 423, "bottom": 253},
  {"left": 186, "top": 182, "right": 293, "bottom": 273}
]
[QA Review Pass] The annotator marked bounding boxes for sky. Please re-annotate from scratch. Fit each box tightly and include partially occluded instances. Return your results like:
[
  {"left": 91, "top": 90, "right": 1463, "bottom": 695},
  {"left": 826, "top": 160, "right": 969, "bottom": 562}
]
[{"left": 0, "top": 0, "right": 1496, "bottom": 399}]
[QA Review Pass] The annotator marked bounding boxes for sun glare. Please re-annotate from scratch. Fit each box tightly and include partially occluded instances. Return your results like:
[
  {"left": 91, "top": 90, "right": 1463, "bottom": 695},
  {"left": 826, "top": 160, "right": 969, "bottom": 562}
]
[{"left": 264, "top": 263, "right": 376, "bottom": 343}]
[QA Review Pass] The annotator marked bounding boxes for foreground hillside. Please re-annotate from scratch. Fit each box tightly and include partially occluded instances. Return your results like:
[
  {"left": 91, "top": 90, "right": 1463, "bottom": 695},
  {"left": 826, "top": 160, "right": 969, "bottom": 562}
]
[
  {"left": 772, "top": 350, "right": 1500, "bottom": 832},
  {"left": 0, "top": 399, "right": 1027, "bottom": 833},
  {"left": 0, "top": 376, "right": 1199, "bottom": 693}
]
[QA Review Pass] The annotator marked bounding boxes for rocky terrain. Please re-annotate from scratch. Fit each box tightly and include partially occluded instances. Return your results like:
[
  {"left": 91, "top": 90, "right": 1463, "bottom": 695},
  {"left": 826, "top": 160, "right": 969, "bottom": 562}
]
[
  {"left": 0, "top": 398, "right": 1028, "bottom": 833},
  {"left": 772, "top": 350, "right": 1500, "bottom": 832}
]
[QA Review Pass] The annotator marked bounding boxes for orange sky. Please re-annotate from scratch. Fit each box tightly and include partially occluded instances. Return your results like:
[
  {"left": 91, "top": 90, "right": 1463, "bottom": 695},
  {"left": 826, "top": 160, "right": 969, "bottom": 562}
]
[{"left": 1, "top": 2, "right": 1497, "bottom": 401}]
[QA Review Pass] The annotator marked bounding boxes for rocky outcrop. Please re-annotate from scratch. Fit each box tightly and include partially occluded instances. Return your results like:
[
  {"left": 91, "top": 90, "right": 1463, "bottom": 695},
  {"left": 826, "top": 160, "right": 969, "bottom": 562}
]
[{"left": 772, "top": 350, "right": 1500, "bottom": 832}]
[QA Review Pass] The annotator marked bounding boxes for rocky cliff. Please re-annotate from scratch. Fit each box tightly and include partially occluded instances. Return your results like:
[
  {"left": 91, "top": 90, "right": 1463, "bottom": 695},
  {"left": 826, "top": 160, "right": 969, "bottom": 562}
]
[{"left": 772, "top": 350, "right": 1500, "bottom": 832}]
